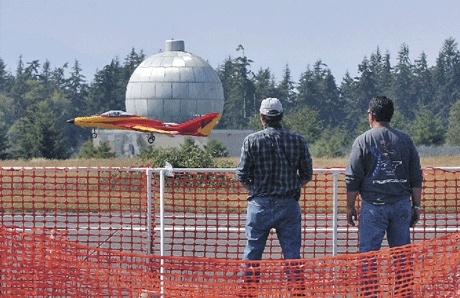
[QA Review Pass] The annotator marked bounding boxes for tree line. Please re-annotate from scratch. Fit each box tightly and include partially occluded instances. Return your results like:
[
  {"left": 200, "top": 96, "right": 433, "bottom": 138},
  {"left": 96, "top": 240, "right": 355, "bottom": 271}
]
[{"left": 0, "top": 38, "right": 460, "bottom": 159}]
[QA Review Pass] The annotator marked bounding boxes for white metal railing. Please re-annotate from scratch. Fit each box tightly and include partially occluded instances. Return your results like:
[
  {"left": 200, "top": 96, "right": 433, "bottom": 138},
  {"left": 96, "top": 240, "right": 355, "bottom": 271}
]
[{"left": 148, "top": 166, "right": 460, "bottom": 259}]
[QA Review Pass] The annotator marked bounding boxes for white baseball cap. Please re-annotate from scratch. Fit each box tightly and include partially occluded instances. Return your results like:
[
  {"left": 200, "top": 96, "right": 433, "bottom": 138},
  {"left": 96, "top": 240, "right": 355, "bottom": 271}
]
[{"left": 259, "top": 98, "right": 283, "bottom": 116}]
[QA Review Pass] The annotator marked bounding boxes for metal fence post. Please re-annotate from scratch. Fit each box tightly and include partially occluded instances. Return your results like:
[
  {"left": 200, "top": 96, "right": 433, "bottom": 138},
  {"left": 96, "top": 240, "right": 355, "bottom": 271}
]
[
  {"left": 159, "top": 169, "right": 166, "bottom": 297},
  {"left": 146, "top": 168, "right": 153, "bottom": 255},
  {"left": 332, "top": 169, "right": 339, "bottom": 256}
]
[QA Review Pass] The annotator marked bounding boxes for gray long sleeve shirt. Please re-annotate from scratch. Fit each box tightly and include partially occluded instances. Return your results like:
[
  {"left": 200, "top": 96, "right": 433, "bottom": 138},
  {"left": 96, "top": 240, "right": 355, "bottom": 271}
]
[{"left": 345, "top": 126, "right": 423, "bottom": 204}]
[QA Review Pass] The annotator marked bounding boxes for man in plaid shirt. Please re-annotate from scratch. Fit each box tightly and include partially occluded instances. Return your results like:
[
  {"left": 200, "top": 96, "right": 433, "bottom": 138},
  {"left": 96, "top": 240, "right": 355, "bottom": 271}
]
[{"left": 236, "top": 98, "right": 312, "bottom": 296}]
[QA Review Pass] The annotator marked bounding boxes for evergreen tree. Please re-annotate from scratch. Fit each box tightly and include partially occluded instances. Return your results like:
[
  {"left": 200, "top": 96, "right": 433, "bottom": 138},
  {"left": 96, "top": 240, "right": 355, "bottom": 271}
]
[
  {"left": 413, "top": 52, "right": 434, "bottom": 109},
  {"left": 296, "top": 61, "right": 341, "bottom": 128},
  {"left": 38, "top": 60, "right": 52, "bottom": 90},
  {"left": 64, "top": 60, "right": 90, "bottom": 149},
  {"left": 217, "top": 57, "right": 243, "bottom": 128},
  {"left": 217, "top": 45, "right": 255, "bottom": 129},
  {"left": 276, "top": 65, "right": 297, "bottom": 112},
  {"left": 253, "top": 68, "right": 277, "bottom": 107},
  {"left": 24, "top": 60, "right": 40, "bottom": 79},
  {"left": 355, "top": 57, "right": 378, "bottom": 109},
  {"left": 123, "top": 48, "right": 146, "bottom": 81},
  {"left": 66, "top": 60, "right": 88, "bottom": 108},
  {"left": 392, "top": 44, "right": 415, "bottom": 120},
  {"left": 13, "top": 102, "right": 70, "bottom": 159},
  {"left": 94, "top": 141, "right": 116, "bottom": 158},
  {"left": 8, "top": 61, "right": 72, "bottom": 159},
  {"left": 50, "top": 62, "right": 69, "bottom": 90},
  {"left": 0, "top": 92, "right": 16, "bottom": 128},
  {"left": 297, "top": 64, "right": 320, "bottom": 108},
  {"left": 283, "top": 105, "right": 323, "bottom": 143},
  {"left": 368, "top": 48, "right": 393, "bottom": 96},
  {"left": 391, "top": 110, "right": 410, "bottom": 133},
  {"left": 446, "top": 99, "right": 460, "bottom": 145},
  {"left": 320, "top": 68, "right": 342, "bottom": 127},
  {"left": 9, "top": 57, "right": 35, "bottom": 120},
  {"left": 409, "top": 107, "right": 445, "bottom": 146},
  {"left": 0, "top": 122, "right": 11, "bottom": 159},
  {"left": 311, "top": 127, "right": 349, "bottom": 158},
  {"left": 0, "top": 58, "right": 14, "bottom": 93},
  {"left": 338, "top": 72, "right": 359, "bottom": 130},
  {"left": 77, "top": 140, "right": 116, "bottom": 159},
  {"left": 235, "top": 45, "right": 256, "bottom": 121},
  {"left": 432, "top": 38, "right": 460, "bottom": 122},
  {"left": 86, "top": 58, "right": 126, "bottom": 113},
  {"left": 380, "top": 52, "right": 394, "bottom": 95},
  {"left": 77, "top": 139, "right": 98, "bottom": 158}
]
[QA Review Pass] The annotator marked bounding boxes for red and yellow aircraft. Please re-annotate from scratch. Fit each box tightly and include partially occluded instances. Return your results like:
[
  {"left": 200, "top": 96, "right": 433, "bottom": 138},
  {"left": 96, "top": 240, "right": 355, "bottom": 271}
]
[{"left": 67, "top": 111, "right": 221, "bottom": 143}]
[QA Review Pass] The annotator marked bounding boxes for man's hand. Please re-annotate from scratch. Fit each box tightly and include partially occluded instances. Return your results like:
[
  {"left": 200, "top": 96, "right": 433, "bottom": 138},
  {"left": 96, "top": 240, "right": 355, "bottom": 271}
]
[
  {"left": 346, "top": 191, "right": 359, "bottom": 227},
  {"left": 410, "top": 208, "right": 421, "bottom": 227},
  {"left": 347, "top": 206, "right": 357, "bottom": 226}
]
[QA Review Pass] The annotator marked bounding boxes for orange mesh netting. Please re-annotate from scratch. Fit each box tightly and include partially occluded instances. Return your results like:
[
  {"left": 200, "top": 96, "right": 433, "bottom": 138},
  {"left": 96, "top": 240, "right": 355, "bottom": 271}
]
[
  {"left": 0, "top": 166, "right": 459, "bottom": 297},
  {"left": 1, "top": 227, "right": 459, "bottom": 297}
]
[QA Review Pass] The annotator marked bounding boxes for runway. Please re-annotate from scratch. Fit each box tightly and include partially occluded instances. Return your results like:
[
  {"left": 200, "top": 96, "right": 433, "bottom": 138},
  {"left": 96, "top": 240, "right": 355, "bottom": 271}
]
[{"left": 2, "top": 212, "right": 459, "bottom": 260}]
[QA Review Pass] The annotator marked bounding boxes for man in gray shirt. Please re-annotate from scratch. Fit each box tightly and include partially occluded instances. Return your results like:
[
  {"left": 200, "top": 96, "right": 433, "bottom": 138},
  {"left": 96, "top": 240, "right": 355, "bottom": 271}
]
[{"left": 345, "top": 96, "right": 423, "bottom": 296}]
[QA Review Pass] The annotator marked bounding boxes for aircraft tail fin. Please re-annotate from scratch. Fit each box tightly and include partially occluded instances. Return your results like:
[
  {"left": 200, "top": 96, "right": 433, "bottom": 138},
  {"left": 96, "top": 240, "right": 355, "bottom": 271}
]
[
  {"left": 197, "top": 112, "right": 222, "bottom": 136},
  {"left": 178, "top": 112, "right": 222, "bottom": 137}
]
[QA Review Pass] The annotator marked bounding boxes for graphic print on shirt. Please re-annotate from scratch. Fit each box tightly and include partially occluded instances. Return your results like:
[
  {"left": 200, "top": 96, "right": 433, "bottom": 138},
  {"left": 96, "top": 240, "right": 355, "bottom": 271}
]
[{"left": 370, "top": 139, "right": 405, "bottom": 184}]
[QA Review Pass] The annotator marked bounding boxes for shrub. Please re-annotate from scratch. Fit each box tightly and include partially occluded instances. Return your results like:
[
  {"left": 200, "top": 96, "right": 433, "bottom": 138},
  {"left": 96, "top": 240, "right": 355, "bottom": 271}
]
[
  {"left": 311, "top": 128, "right": 349, "bottom": 158},
  {"left": 137, "top": 138, "right": 215, "bottom": 168},
  {"left": 203, "top": 138, "right": 229, "bottom": 157},
  {"left": 77, "top": 140, "right": 116, "bottom": 159}
]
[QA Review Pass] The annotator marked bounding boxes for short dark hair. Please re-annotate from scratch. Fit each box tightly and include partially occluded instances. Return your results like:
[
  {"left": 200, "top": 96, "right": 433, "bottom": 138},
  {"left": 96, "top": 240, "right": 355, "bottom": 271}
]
[
  {"left": 261, "top": 113, "right": 283, "bottom": 126},
  {"left": 368, "top": 96, "right": 394, "bottom": 122}
]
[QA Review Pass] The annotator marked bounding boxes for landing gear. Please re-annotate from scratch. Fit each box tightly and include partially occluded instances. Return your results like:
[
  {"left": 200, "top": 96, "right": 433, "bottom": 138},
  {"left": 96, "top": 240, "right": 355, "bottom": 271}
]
[
  {"left": 91, "top": 129, "right": 97, "bottom": 138},
  {"left": 148, "top": 134, "right": 156, "bottom": 144}
]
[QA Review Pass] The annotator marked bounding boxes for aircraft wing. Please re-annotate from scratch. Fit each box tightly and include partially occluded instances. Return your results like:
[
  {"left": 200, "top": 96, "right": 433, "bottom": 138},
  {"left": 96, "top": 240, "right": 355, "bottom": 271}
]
[{"left": 129, "top": 125, "right": 178, "bottom": 135}]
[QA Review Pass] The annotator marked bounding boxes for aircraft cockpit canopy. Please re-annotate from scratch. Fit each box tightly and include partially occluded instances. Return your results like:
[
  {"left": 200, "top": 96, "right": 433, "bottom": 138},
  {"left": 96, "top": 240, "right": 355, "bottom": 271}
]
[{"left": 101, "top": 110, "right": 134, "bottom": 117}]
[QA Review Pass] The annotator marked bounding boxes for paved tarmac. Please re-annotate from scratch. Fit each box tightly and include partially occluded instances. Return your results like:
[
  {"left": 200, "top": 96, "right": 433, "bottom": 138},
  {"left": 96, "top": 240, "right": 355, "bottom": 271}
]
[{"left": 2, "top": 212, "right": 459, "bottom": 259}]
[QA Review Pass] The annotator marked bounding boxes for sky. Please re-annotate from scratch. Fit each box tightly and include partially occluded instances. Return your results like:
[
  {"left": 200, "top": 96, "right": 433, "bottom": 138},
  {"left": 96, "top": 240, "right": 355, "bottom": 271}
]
[{"left": 1, "top": 0, "right": 460, "bottom": 83}]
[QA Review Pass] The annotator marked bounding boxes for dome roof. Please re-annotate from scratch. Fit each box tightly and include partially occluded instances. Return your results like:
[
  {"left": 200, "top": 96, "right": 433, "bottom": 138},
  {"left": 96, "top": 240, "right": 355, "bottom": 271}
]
[{"left": 125, "top": 39, "right": 224, "bottom": 122}]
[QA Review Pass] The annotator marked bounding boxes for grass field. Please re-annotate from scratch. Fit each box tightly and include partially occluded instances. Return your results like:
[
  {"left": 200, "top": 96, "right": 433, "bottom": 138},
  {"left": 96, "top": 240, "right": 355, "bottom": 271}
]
[{"left": 0, "top": 155, "right": 457, "bottom": 168}]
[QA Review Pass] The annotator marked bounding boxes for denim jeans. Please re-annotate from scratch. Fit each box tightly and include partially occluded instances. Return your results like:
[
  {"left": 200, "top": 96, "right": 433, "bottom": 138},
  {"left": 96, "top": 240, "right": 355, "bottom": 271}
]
[
  {"left": 359, "top": 198, "right": 412, "bottom": 252},
  {"left": 358, "top": 199, "right": 413, "bottom": 297},
  {"left": 243, "top": 197, "right": 302, "bottom": 260}
]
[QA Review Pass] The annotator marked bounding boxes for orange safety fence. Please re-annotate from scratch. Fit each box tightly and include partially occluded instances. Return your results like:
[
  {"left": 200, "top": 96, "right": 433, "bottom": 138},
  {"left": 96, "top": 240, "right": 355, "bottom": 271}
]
[
  {"left": 1, "top": 227, "right": 459, "bottom": 297},
  {"left": 0, "top": 166, "right": 459, "bottom": 297}
]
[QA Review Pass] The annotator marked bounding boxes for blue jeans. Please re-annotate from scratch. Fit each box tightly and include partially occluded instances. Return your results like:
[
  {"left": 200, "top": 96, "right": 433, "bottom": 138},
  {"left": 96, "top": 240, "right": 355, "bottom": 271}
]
[
  {"left": 359, "top": 199, "right": 412, "bottom": 252},
  {"left": 358, "top": 199, "right": 414, "bottom": 297},
  {"left": 243, "top": 197, "right": 302, "bottom": 260}
]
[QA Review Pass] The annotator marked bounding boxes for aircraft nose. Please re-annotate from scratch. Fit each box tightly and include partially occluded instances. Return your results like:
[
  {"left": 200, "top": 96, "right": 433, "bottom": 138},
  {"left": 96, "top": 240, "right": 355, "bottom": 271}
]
[{"left": 66, "top": 119, "right": 75, "bottom": 124}]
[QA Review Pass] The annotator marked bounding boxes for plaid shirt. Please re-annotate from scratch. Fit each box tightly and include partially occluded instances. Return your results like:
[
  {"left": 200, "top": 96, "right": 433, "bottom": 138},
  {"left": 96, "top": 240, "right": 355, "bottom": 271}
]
[{"left": 236, "top": 126, "right": 313, "bottom": 200}]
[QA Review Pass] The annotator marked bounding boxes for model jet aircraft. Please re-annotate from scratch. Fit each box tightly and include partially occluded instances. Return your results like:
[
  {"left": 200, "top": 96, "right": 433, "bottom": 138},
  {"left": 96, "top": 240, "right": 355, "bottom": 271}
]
[{"left": 67, "top": 111, "right": 221, "bottom": 143}]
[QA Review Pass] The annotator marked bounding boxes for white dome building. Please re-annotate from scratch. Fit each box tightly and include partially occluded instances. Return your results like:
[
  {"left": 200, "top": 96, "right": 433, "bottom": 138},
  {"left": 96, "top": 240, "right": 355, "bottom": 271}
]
[
  {"left": 94, "top": 39, "right": 229, "bottom": 157},
  {"left": 125, "top": 39, "right": 224, "bottom": 122}
]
